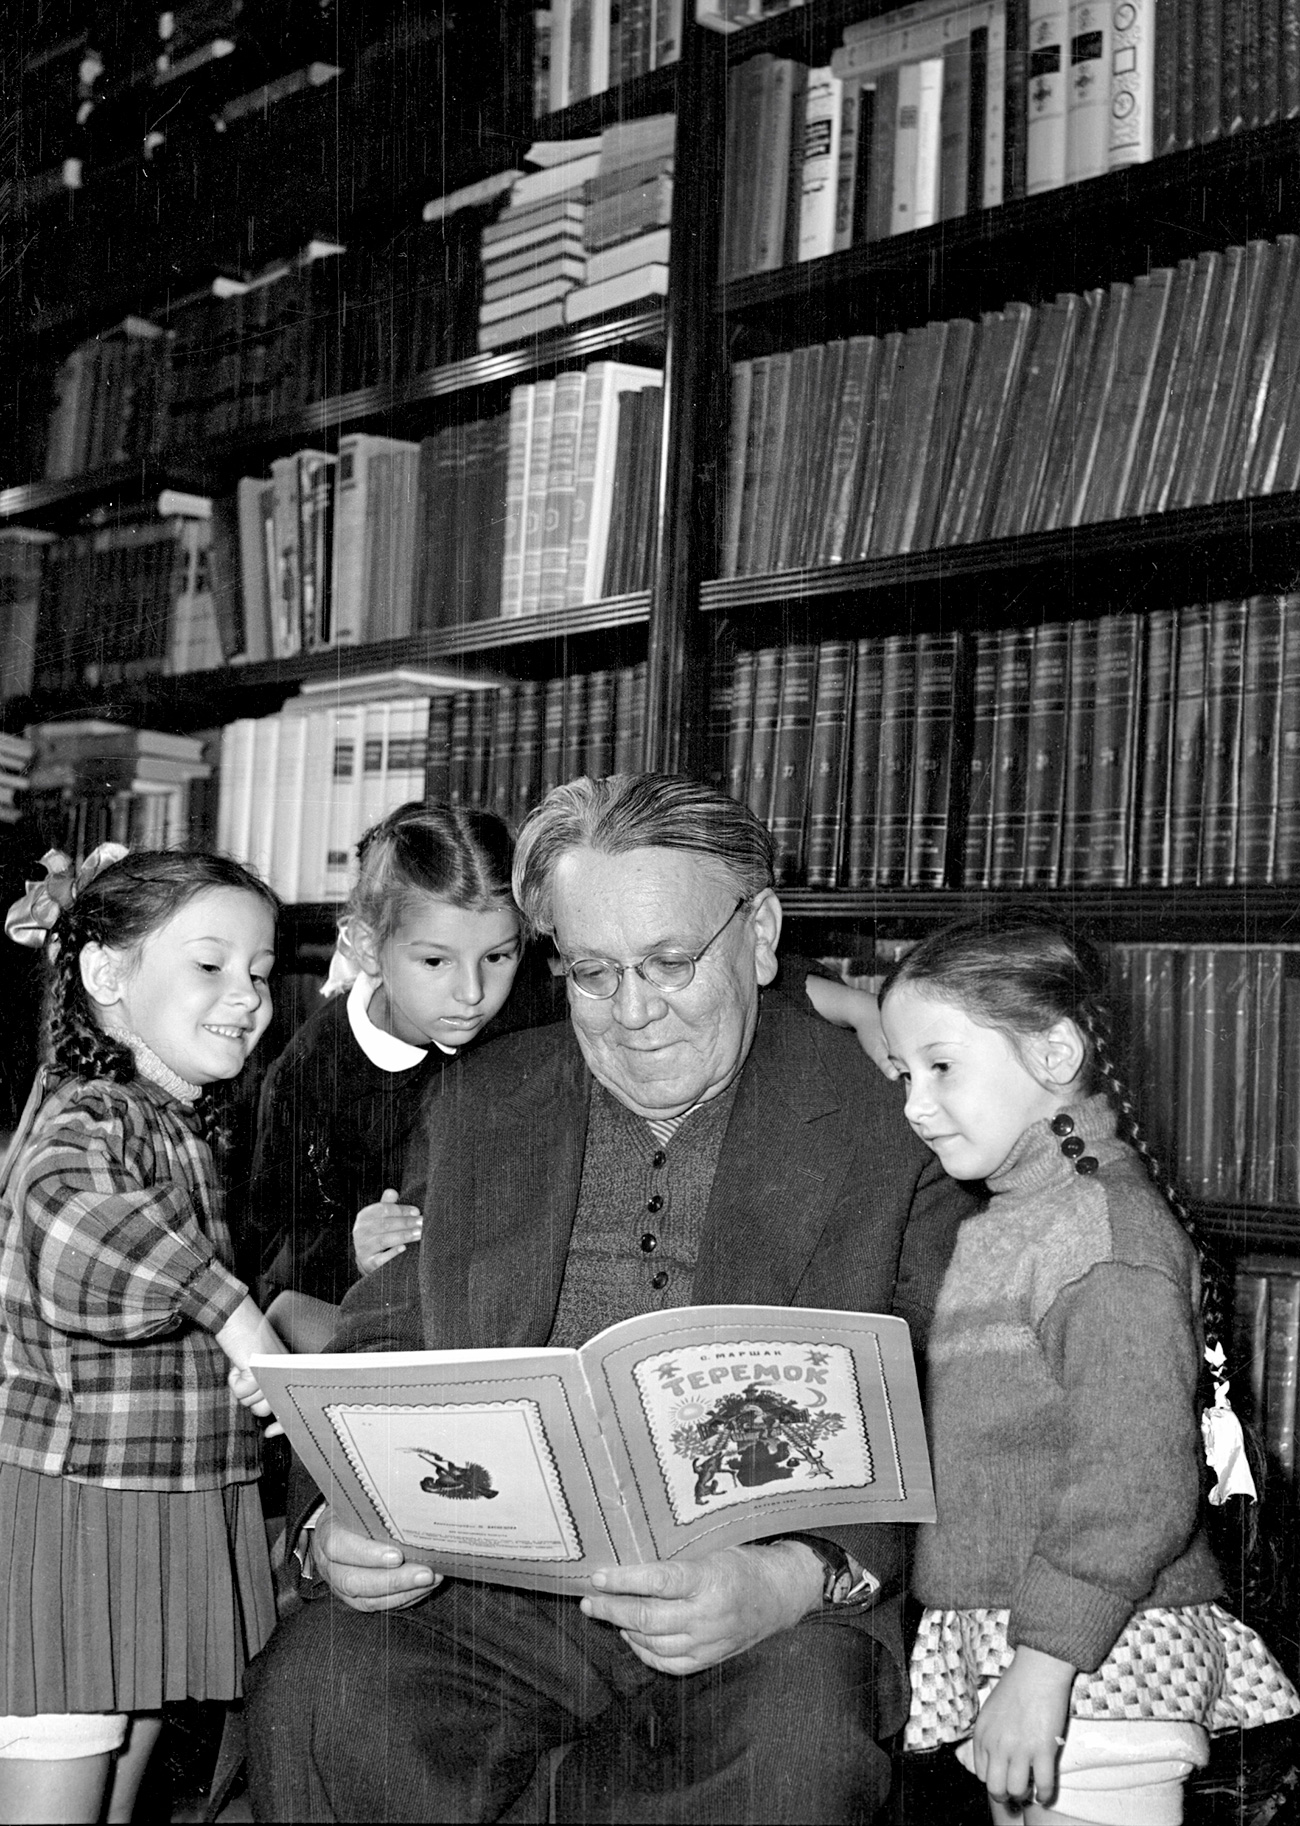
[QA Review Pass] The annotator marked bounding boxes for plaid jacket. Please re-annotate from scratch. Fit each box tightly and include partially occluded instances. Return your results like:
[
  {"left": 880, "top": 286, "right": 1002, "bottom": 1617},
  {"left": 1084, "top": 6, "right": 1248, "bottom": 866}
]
[{"left": 0, "top": 1074, "right": 260, "bottom": 1490}]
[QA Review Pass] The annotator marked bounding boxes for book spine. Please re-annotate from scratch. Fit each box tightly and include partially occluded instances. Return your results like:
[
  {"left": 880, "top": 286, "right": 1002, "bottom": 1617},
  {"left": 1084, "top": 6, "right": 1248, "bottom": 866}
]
[
  {"left": 797, "top": 68, "right": 842, "bottom": 262},
  {"left": 1198, "top": 598, "right": 1249, "bottom": 883},
  {"left": 520, "top": 380, "right": 557, "bottom": 616},
  {"left": 1134, "top": 606, "right": 1177, "bottom": 884},
  {"left": 873, "top": 635, "right": 918, "bottom": 885},
  {"left": 1247, "top": 952, "right": 1283, "bottom": 1205},
  {"left": 1083, "top": 611, "right": 1143, "bottom": 884},
  {"left": 844, "top": 638, "right": 886, "bottom": 888},
  {"left": 891, "top": 61, "right": 925, "bottom": 237},
  {"left": 939, "top": 36, "right": 974, "bottom": 221},
  {"left": 1235, "top": 595, "right": 1285, "bottom": 883},
  {"left": 722, "top": 361, "right": 755, "bottom": 578},
  {"left": 566, "top": 365, "right": 608, "bottom": 606},
  {"left": 425, "top": 695, "right": 453, "bottom": 805},
  {"left": 1004, "top": 0, "right": 1030, "bottom": 196},
  {"left": 832, "top": 78, "right": 863, "bottom": 252},
  {"left": 1167, "top": 603, "right": 1211, "bottom": 883},
  {"left": 962, "top": 629, "right": 1000, "bottom": 886},
  {"left": 538, "top": 370, "right": 586, "bottom": 615},
  {"left": 986, "top": 625, "right": 1034, "bottom": 887},
  {"left": 511, "top": 681, "right": 545, "bottom": 824},
  {"left": 768, "top": 644, "right": 817, "bottom": 884},
  {"left": 745, "top": 646, "right": 785, "bottom": 827},
  {"left": 906, "top": 630, "right": 959, "bottom": 886},
  {"left": 1027, "top": 0, "right": 1069, "bottom": 190},
  {"left": 501, "top": 385, "right": 535, "bottom": 618},
  {"left": 1065, "top": 0, "right": 1112, "bottom": 179},
  {"left": 1019, "top": 620, "right": 1072, "bottom": 886},
  {"left": 804, "top": 640, "right": 856, "bottom": 888},
  {"left": 1057, "top": 618, "right": 1100, "bottom": 886},
  {"left": 585, "top": 668, "right": 615, "bottom": 778},
  {"left": 726, "top": 649, "right": 758, "bottom": 806}
]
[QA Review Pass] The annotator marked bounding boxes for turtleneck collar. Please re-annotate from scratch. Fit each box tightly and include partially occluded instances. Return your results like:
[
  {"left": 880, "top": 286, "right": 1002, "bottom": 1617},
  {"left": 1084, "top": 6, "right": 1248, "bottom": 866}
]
[
  {"left": 123, "top": 1033, "right": 202, "bottom": 1104},
  {"left": 985, "top": 1092, "right": 1119, "bottom": 1198}
]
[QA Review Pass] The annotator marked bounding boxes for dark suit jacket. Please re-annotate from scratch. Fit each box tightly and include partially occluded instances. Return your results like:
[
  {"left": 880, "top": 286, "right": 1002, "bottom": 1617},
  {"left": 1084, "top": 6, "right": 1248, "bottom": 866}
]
[{"left": 322, "top": 986, "right": 976, "bottom": 1671}]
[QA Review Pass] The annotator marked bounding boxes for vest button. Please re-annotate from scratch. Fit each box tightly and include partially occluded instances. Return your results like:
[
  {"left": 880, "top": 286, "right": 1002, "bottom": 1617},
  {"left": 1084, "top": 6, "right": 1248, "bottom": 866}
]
[
  {"left": 651, "top": 1271, "right": 669, "bottom": 1290},
  {"left": 646, "top": 1193, "right": 664, "bottom": 1213},
  {"left": 640, "top": 1232, "right": 658, "bottom": 1253},
  {"left": 652, "top": 1150, "right": 667, "bottom": 1169}
]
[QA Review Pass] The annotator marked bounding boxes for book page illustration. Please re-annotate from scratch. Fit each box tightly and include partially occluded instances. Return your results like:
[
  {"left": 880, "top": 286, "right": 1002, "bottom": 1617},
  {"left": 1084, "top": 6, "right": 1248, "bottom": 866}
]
[
  {"left": 326, "top": 1397, "right": 584, "bottom": 1563},
  {"left": 629, "top": 1337, "right": 874, "bottom": 1527}
]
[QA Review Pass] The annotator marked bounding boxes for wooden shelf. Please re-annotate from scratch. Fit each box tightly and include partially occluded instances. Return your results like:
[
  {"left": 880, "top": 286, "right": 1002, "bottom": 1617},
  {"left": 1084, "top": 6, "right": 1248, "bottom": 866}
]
[
  {"left": 776, "top": 887, "right": 1300, "bottom": 946},
  {"left": 698, "top": 493, "right": 1300, "bottom": 622},
  {"left": 1194, "top": 1204, "right": 1300, "bottom": 1254}
]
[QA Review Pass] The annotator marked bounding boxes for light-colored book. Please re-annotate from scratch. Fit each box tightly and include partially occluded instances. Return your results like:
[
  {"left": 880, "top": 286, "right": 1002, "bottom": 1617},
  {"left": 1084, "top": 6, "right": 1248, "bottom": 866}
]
[
  {"left": 1065, "top": 0, "right": 1111, "bottom": 181},
  {"left": 1027, "top": 0, "right": 1069, "bottom": 193},
  {"left": 586, "top": 226, "right": 672, "bottom": 284},
  {"left": 797, "top": 67, "right": 843, "bottom": 262},
  {"left": 563, "top": 263, "right": 670, "bottom": 323},
  {"left": 253, "top": 1303, "right": 935, "bottom": 1595}
]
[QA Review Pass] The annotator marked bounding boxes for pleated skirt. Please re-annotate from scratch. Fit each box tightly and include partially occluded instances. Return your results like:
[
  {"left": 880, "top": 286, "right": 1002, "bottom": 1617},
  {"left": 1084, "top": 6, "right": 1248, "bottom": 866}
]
[{"left": 0, "top": 1463, "right": 277, "bottom": 1715}]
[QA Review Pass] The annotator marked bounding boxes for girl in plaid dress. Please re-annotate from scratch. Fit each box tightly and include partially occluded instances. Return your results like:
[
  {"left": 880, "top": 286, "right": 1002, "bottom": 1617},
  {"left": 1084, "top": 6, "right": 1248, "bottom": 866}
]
[
  {"left": 0, "top": 848, "right": 285, "bottom": 1822},
  {"left": 879, "top": 913, "right": 1298, "bottom": 1826}
]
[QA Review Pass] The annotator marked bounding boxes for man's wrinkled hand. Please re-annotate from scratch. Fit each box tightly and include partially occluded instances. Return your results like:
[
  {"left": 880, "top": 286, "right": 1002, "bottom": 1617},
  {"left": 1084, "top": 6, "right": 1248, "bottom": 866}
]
[
  {"left": 310, "top": 1506, "right": 443, "bottom": 1612},
  {"left": 579, "top": 1541, "right": 821, "bottom": 1675}
]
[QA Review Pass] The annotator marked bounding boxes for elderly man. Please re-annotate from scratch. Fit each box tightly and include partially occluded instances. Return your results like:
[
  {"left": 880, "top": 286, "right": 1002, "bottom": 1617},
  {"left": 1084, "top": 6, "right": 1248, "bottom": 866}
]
[{"left": 246, "top": 773, "right": 975, "bottom": 1825}]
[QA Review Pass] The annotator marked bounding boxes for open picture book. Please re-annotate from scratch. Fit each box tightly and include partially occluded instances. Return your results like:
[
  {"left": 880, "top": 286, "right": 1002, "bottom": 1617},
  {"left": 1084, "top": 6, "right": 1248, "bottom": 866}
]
[{"left": 251, "top": 1303, "right": 935, "bottom": 1594}]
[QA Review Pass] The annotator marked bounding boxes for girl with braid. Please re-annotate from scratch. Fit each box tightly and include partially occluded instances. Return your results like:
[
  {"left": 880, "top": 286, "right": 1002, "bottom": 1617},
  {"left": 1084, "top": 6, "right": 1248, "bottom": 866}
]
[
  {"left": 0, "top": 847, "right": 285, "bottom": 1823},
  {"left": 879, "top": 912, "right": 1298, "bottom": 1826}
]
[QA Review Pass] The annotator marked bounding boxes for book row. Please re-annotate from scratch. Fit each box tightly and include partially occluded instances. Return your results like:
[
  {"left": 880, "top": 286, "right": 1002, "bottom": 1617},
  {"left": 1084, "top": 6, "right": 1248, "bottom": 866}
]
[
  {"left": 966, "top": 598, "right": 1300, "bottom": 890},
  {"left": 215, "top": 663, "right": 649, "bottom": 902},
  {"left": 724, "top": 599, "right": 1300, "bottom": 894},
  {"left": 220, "top": 369, "right": 663, "bottom": 665},
  {"left": 721, "top": 233, "right": 1300, "bottom": 576},
  {"left": 720, "top": 0, "right": 1300, "bottom": 281},
  {"left": 725, "top": 635, "right": 960, "bottom": 889},
  {"left": 1235, "top": 1258, "right": 1300, "bottom": 1485},
  {"left": 1112, "top": 945, "right": 1300, "bottom": 1207},
  {"left": 30, "top": 510, "right": 226, "bottom": 697},
  {"left": 534, "top": 0, "right": 684, "bottom": 116}
]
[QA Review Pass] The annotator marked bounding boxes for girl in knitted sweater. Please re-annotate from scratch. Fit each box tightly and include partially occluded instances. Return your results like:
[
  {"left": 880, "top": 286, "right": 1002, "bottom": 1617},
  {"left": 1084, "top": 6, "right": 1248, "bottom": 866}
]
[{"left": 879, "top": 913, "right": 1298, "bottom": 1826}]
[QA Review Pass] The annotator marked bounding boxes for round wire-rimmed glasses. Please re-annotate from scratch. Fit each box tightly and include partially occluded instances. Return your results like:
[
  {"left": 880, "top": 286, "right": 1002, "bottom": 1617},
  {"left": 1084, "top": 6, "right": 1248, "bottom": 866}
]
[{"left": 556, "top": 897, "right": 750, "bottom": 1000}]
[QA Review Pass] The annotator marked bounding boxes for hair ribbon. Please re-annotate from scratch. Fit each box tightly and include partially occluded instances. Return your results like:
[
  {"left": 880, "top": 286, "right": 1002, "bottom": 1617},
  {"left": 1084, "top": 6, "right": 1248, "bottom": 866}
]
[{"left": 4, "top": 843, "right": 129, "bottom": 952}]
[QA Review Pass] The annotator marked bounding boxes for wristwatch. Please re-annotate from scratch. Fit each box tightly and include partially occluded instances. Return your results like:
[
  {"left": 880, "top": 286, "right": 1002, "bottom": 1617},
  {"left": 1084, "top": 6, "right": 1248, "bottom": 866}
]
[{"left": 779, "top": 1534, "right": 880, "bottom": 1609}]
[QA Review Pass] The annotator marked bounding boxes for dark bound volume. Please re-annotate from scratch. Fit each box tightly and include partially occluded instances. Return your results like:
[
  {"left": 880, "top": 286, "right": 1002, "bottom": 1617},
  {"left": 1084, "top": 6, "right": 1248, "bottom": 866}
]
[
  {"left": 1082, "top": 613, "right": 1143, "bottom": 886},
  {"left": 1022, "top": 624, "right": 1073, "bottom": 887},
  {"left": 1135, "top": 608, "right": 1178, "bottom": 886},
  {"left": 873, "top": 635, "right": 918, "bottom": 887},
  {"left": 1167, "top": 604, "right": 1211, "bottom": 884},
  {"left": 1004, "top": 0, "right": 1029, "bottom": 197},
  {"left": 1235, "top": 596, "right": 1285, "bottom": 883},
  {"left": 586, "top": 669, "right": 615, "bottom": 781},
  {"left": 486, "top": 685, "right": 518, "bottom": 823},
  {"left": 511, "top": 681, "right": 544, "bottom": 828},
  {"left": 1199, "top": 599, "right": 1249, "bottom": 883},
  {"left": 986, "top": 626, "right": 1034, "bottom": 888},
  {"left": 768, "top": 644, "right": 817, "bottom": 886},
  {"left": 844, "top": 639, "right": 885, "bottom": 890},
  {"left": 804, "top": 641, "right": 856, "bottom": 889},
  {"left": 1057, "top": 618, "right": 1100, "bottom": 887},
  {"left": 907, "top": 631, "right": 959, "bottom": 888},
  {"left": 1274, "top": 601, "right": 1300, "bottom": 881},
  {"left": 540, "top": 677, "right": 566, "bottom": 798},
  {"left": 726, "top": 650, "right": 758, "bottom": 807},
  {"left": 745, "top": 647, "right": 785, "bottom": 829},
  {"left": 962, "top": 630, "right": 999, "bottom": 888}
]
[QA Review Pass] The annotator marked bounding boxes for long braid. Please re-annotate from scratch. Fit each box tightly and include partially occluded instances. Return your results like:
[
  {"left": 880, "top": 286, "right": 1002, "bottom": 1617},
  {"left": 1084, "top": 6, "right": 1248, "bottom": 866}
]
[
  {"left": 1082, "top": 982, "right": 1265, "bottom": 1597},
  {"left": 46, "top": 908, "right": 135, "bottom": 1084}
]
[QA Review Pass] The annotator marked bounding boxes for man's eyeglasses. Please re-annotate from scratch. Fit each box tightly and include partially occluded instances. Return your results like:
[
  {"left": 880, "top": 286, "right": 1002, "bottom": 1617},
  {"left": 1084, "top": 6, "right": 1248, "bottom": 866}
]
[{"left": 556, "top": 897, "right": 750, "bottom": 1000}]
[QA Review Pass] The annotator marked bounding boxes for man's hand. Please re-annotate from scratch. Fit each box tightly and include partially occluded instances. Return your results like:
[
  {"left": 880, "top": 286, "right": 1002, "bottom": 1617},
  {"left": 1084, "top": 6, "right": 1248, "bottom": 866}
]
[
  {"left": 969, "top": 1645, "right": 1075, "bottom": 1811},
  {"left": 579, "top": 1540, "right": 823, "bottom": 1675},
  {"left": 309, "top": 1506, "right": 443, "bottom": 1612},
  {"left": 353, "top": 1188, "right": 423, "bottom": 1276}
]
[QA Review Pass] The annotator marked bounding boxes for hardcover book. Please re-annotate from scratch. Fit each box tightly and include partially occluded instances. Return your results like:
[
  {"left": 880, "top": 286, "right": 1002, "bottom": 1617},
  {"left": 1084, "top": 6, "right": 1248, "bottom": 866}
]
[{"left": 252, "top": 1304, "right": 935, "bottom": 1595}]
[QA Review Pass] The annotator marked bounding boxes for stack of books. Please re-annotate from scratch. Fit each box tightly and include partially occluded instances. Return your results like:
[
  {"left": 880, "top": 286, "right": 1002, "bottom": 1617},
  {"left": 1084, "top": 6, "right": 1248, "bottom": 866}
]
[
  {"left": 478, "top": 144, "right": 599, "bottom": 350},
  {"left": 565, "top": 114, "right": 675, "bottom": 324},
  {"left": 0, "top": 731, "right": 33, "bottom": 826},
  {"left": 26, "top": 721, "right": 212, "bottom": 858},
  {"left": 44, "top": 316, "right": 170, "bottom": 480}
]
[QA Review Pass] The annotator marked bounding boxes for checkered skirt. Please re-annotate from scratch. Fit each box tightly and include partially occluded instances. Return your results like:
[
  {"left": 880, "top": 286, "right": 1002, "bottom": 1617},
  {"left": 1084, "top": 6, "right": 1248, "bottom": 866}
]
[{"left": 905, "top": 1603, "right": 1300, "bottom": 1751}]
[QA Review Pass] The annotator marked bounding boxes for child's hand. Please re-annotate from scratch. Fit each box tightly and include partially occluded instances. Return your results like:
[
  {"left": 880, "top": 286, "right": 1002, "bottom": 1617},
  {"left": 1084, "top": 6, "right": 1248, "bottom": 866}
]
[
  {"left": 215, "top": 1295, "right": 289, "bottom": 1439},
  {"left": 354, "top": 1188, "right": 423, "bottom": 1276},
  {"left": 803, "top": 973, "right": 897, "bottom": 1079},
  {"left": 227, "top": 1364, "right": 284, "bottom": 1439},
  {"left": 969, "top": 1645, "right": 1075, "bottom": 1811}
]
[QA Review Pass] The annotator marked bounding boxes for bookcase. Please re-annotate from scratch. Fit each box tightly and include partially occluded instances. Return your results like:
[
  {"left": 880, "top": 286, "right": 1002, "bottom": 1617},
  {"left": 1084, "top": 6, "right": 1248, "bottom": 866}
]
[{"left": 6, "top": 0, "right": 1300, "bottom": 1655}]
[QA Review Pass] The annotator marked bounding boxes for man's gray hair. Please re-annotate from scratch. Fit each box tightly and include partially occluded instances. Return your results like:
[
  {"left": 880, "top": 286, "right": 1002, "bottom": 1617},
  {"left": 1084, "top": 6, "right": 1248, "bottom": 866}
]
[{"left": 512, "top": 773, "right": 776, "bottom": 937}]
